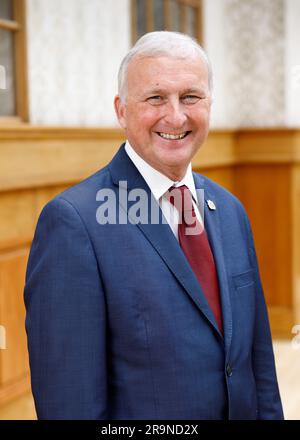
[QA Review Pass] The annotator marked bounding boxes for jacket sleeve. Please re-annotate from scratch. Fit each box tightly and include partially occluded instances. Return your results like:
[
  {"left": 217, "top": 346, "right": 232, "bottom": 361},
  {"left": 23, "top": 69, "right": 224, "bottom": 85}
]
[
  {"left": 24, "top": 197, "right": 108, "bottom": 419},
  {"left": 243, "top": 212, "right": 284, "bottom": 420}
]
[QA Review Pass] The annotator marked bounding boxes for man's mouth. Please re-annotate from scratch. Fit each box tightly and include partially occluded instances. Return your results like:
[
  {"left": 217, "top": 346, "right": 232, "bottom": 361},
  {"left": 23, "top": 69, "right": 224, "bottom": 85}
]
[{"left": 157, "top": 131, "right": 191, "bottom": 140}]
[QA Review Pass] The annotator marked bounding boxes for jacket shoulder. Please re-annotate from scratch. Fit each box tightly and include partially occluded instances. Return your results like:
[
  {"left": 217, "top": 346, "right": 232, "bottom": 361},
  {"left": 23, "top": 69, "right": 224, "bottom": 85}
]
[{"left": 48, "top": 165, "right": 112, "bottom": 209}]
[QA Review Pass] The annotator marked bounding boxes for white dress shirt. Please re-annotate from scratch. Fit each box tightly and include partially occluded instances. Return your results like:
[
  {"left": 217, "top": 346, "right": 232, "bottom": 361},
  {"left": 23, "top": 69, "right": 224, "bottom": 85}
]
[{"left": 125, "top": 141, "right": 203, "bottom": 239}]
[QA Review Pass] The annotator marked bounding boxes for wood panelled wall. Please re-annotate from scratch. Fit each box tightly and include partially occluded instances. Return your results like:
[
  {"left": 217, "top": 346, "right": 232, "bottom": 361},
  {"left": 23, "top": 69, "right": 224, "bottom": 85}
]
[{"left": 0, "top": 126, "right": 299, "bottom": 405}]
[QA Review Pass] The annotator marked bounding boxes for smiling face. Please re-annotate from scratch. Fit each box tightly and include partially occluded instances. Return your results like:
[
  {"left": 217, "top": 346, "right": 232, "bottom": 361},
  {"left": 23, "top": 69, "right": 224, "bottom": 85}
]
[{"left": 114, "top": 55, "right": 211, "bottom": 181}]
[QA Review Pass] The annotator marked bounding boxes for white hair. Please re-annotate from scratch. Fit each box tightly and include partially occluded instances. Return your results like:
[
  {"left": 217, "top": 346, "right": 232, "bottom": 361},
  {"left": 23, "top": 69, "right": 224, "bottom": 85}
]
[{"left": 118, "top": 31, "right": 213, "bottom": 102}]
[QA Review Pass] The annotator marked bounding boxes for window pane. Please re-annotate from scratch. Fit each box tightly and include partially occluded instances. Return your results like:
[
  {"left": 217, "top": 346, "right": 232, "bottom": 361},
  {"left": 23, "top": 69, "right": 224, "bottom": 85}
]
[
  {"left": 0, "top": 0, "right": 13, "bottom": 20},
  {"left": 136, "top": 0, "right": 147, "bottom": 39},
  {"left": 153, "top": 0, "right": 164, "bottom": 31},
  {"left": 170, "top": 0, "right": 180, "bottom": 32},
  {"left": 186, "top": 6, "right": 196, "bottom": 38},
  {"left": 0, "top": 28, "right": 16, "bottom": 116}
]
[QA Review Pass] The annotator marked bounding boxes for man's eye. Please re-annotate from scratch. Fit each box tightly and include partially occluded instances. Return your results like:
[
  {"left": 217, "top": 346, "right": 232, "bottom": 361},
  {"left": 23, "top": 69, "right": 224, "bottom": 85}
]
[
  {"left": 182, "top": 95, "right": 201, "bottom": 104},
  {"left": 147, "top": 96, "right": 163, "bottom": 105}
]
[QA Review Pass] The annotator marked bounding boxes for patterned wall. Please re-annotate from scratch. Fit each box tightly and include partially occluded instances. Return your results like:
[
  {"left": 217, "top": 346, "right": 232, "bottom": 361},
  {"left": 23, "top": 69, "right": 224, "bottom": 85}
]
[
  {"left": 224, "top": 0, "right": 285, "bottom": 127},
  {"left": 26, "top": 0, "right": 287, "bottom": 128},
  {"left": 285, "top": 0, "right": 300, "bottom": 126},
  {"left": 26, "top": 0, "right": 130, "bottom": 126}
]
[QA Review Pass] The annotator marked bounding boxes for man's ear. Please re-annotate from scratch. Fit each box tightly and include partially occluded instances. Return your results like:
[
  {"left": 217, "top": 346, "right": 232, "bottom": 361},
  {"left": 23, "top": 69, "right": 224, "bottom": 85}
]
[{"left": 114, "top": 95, "right": 127, "bottom": 129}]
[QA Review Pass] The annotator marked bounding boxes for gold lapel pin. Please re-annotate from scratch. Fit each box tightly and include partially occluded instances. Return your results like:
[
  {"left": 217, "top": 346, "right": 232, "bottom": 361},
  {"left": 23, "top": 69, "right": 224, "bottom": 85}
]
[{"left": 207, "top": 200, "right": 216, "bottom": 211}]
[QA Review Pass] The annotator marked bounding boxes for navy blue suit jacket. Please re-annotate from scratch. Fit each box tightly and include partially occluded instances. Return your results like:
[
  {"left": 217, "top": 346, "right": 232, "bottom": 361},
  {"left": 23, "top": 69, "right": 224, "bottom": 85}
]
[{"left": 24, "top": 144, "right": 283, "bottom": 419}]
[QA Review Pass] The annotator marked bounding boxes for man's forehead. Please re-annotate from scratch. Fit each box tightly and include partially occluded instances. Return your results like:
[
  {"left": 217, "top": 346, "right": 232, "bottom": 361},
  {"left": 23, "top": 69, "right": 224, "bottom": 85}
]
[
  {"left": 127, "top": 56, "right": 207, "bottom": 83},
  {"left": 129, "top": 65, "right": 207, "bottom": 91},
  {"left": 125, "top": 56, "right": 210, "bottom": 99}
]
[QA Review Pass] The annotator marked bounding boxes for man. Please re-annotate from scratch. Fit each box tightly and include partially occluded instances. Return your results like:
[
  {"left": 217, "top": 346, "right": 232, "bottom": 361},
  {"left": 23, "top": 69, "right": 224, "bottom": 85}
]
[{"left": 24, "top": 31, "right": 284, "bottom": 420}]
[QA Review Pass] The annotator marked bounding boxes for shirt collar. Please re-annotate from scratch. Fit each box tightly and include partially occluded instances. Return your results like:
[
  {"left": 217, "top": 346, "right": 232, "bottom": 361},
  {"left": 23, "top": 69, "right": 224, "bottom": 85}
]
[{"left": 124, "top": 140, "right": 199, "bottom": 204}]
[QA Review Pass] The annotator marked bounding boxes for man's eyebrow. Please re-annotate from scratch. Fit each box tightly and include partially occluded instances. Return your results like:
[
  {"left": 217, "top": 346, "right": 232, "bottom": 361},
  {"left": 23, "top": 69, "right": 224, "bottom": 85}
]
[
  {"left": 182, "top": 88, "right": 207, "bottom": 94},
  {"left": 142, "top": 88, "right": 166, "bottom": 96},
  {"left": 141, "top": 87, "right": 207, "bottom": 97}
]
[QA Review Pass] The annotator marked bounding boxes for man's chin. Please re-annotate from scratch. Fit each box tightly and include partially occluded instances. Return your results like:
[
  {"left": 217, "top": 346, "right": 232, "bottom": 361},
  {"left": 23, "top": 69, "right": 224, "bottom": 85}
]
[
  {"left": 155, "top": 157, "right": 191, "bottom": 180},
  {"left": 158, "top": 150, "right": 193, "bottom": 168}
]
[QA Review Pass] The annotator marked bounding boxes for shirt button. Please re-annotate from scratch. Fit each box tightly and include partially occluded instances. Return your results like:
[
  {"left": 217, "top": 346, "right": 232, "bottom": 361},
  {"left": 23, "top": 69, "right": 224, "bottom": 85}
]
[{"left": 226, "top": 364, "right": 233, "bottom": 377}]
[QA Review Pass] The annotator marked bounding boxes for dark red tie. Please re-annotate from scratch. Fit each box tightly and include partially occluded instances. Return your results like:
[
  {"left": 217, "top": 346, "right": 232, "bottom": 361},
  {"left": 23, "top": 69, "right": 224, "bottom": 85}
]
[{"left": 168, "top": 185, "right": 223, "bottom": 334}]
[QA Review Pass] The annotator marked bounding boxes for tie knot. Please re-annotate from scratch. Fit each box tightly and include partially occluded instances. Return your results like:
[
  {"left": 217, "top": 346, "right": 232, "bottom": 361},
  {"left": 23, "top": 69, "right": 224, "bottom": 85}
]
[{"left": 168, "top": 185, "right": 194, "bottom": 216}]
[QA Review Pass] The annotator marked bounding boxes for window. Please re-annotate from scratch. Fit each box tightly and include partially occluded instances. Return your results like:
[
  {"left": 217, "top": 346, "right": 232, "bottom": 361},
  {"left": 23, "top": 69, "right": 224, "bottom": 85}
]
[
  {"left": 0, "top": 0, "right": 28, "bottom": 122},
  {"left": 131, "top": 0, "right": 202, "bottom": 44}
]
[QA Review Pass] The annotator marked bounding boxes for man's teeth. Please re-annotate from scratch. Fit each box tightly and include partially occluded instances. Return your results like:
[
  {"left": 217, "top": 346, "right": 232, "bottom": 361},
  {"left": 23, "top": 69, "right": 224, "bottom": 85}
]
[{"left": 158, "top": 132, "right": 187, "bottom": 140}]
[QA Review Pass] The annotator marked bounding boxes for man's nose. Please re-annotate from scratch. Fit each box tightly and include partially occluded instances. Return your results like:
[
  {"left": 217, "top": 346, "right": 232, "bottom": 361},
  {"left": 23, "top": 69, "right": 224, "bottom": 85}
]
[{"left": 163, "top": 99, "right": 187, "bottom": 128}]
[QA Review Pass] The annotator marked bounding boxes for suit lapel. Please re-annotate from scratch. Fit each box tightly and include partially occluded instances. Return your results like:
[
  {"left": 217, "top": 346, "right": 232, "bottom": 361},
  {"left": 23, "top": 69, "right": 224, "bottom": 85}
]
[
  {"left": 108, "top": 146, "right": 224, "bottom": 340},
  {"left": 194, "top": 173, "right": 233, "bottom": 351}
]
